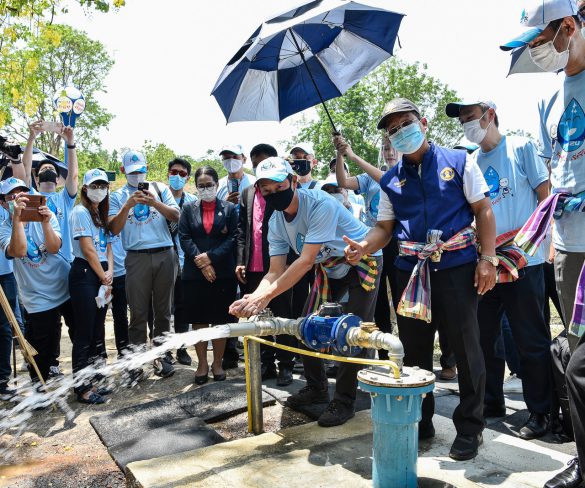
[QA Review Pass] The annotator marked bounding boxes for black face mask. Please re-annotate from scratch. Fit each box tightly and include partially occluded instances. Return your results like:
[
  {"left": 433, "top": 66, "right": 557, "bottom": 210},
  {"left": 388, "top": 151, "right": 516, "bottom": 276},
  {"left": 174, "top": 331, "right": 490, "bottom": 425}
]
[
  {"left": 264, "top": 186, "right": 294, "bottom": 212},
  {"left": 291, "top": 159, "right": 312, "bottom": 177},
  {"left": 38, "top": 170, "right": 58, "bottom": 184}
]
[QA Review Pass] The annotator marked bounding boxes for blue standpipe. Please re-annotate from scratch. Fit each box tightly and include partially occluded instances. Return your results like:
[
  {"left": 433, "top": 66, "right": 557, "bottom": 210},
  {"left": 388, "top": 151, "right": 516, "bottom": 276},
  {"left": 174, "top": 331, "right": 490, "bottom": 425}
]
[{"left": 358, "top": 366, "right": 435, "bottom": 488}]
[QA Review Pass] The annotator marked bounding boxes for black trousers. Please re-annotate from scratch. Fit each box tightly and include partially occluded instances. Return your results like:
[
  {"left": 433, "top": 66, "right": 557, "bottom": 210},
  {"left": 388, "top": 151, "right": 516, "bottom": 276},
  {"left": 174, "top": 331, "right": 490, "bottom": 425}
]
[
  {"left": 26, "top": 299, "right": 74, "bottom": 383},
  {"left": 566, "top": 332, "right": 585, "bottom": 479},
  {"left": 396, "top": 262, "right": 485, "bottom": 436},
  {"left": 111, "top": 275, "right": 130, "bottom": 355},
  {"left": 479, "top": 265, "right": 552, "bottom": 414},
  {"left": 173, "top": 270, "right": 189, "bottom": 334},
  {"left": 244, "top": 271, "right": 295, "bottom": 369},
  {"left": 69, "top": 258, "right": 108, "bottom": 394},
  {"left": 302, "top": 256, "right": 381, "bottom": 407},
  {"left": 544, "top": 261, "right": 564, "bottom": 327}
]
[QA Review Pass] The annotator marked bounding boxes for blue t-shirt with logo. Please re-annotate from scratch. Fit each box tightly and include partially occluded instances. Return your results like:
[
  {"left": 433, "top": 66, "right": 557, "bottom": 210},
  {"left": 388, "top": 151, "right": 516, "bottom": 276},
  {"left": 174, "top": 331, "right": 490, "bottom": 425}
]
[
  {"left": 0, "top": 211, "right": 70, "bottom": 313},
  {"left": 217, "top": 173, "right": 257, "bottom": 201},
  {"left": 109, "top": 182, "right": 179, "bottom": 251},
  {"left": 539, "top": 69, "right": 585, "bottom": 252},
  {"left": 0, "top": 208, "right": 13, "bottom": 276},
  {"left": 174, "top": 191, "right": 197, "bottom": 268},
  {"left": 476, "top": 136, "right": 548, "bottom": 266},
  {"left": 70, "top": 205, "right": 110, "bottom": 263},
  {"left": 110, "top": 233, "right": 126, "bottom": 278},
  {"left": 268, "top": 189, "right": 381, "bottom": 279},
  {"left": 355, "top": 173, "right": 381, "bottom": 227},
  {"left": 41, "top": 188, "right": 76, "bottom": 262}
]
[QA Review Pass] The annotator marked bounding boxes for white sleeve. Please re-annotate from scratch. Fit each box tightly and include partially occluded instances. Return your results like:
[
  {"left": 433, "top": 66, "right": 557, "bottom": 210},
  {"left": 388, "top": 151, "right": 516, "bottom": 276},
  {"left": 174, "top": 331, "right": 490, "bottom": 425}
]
[
  {"left": 377, "top": 191, "right": 395, "bottom": 221},
  {"left": 463, "top": 153, "right": 489, "bottom": 204}
]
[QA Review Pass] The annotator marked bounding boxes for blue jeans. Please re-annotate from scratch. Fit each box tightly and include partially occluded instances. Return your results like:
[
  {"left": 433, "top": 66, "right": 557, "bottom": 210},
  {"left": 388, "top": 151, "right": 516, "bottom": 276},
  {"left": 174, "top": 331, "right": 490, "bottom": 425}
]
[{"left": 0, "top": 273, "right": 18, "bottom": 384}]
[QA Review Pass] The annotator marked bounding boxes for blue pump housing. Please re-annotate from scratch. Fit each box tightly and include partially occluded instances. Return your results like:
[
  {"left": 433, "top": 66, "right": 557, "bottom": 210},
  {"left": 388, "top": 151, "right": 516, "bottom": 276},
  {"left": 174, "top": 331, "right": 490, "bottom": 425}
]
[{"left": 299, "top": 303, "right": 362, "bottom": 357}]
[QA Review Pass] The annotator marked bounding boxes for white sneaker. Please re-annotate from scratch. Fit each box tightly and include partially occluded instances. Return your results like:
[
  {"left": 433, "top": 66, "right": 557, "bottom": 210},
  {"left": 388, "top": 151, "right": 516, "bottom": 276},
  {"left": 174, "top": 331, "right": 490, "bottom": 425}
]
[{"left": 503, "top": 374, "right": 523, "bottom": 394}]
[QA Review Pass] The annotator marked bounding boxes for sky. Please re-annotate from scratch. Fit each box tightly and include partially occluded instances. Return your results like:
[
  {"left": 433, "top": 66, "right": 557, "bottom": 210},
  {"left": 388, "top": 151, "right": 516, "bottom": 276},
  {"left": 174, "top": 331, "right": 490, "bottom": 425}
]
[{"left": 57, "top": 0, "right": 564, "bottom": 159}]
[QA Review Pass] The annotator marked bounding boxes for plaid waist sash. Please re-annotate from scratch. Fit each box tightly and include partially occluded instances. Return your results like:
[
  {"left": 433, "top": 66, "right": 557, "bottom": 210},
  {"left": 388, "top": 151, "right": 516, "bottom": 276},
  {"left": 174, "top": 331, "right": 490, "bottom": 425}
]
[
  {"left": 306, "top": 255, "right": 378, "bottom": 314},
  {"left": 515, "top": 191, "right": 585, "bottom": 338},
  {"left": 494, "top": 228, "right": 528, "bottom": 283},
  {"left": 397, "top": 226, "right": 476, "bottom": 323}
]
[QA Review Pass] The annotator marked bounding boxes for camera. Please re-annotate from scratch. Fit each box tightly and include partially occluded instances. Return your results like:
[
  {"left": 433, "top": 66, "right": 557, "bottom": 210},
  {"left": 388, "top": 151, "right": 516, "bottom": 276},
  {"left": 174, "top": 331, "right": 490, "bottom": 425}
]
[
  {"left": 0, "top": 135, "right": 23, "bottom": 167},
  {"left": 137, "top": 182, "right": 149, "bottom": 192},
  {"left": 290, "top": 159, "right": 312, "bottom": 177}
]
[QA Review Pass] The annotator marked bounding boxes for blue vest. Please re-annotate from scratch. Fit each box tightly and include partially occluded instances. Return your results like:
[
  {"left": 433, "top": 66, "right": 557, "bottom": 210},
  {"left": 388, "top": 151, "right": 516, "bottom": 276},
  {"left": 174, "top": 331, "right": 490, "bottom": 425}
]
[{"left": 380, "top": 144, "right": 478, "bottom": 272}]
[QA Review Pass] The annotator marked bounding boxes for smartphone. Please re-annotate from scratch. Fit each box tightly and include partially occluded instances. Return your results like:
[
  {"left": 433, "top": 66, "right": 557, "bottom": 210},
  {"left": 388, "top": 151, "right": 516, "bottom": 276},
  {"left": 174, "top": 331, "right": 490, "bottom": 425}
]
[
  {"left": 39, "top": 121, "right": 64, "bottom": 134},
  {"left": 228, "top": 178, "right": 239, "bottom": 194},
  {"left": 105, "top": 171, "right": 116, "bottom": 182},
  {"left": 137, "top": 182, "right": 149, "bottom": 192},
  {"left": 6, "top": 194, "right": 46, "bottom": 222}
]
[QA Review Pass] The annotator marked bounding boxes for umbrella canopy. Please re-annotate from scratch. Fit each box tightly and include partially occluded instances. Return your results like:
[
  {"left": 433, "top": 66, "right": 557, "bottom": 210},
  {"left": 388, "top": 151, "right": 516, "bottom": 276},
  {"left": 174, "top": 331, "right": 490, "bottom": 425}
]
[{"left": 212, "top": 0, "right": 405, "bottom": 125}]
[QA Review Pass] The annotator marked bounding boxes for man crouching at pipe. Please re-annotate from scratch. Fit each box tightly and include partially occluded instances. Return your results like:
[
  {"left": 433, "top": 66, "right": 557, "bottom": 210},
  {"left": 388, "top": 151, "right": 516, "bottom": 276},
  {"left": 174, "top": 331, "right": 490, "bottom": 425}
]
[
  {"left": 340, "top": 98, "right": 497, "bottom": 462},
  {"left": 229, "top": 157, "right": 382, "bottom": 428}
]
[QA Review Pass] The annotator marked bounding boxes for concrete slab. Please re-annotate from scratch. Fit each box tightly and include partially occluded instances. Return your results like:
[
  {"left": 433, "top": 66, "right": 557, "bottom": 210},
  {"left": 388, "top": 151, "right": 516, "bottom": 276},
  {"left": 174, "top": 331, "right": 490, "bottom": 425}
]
[{"left": 126, "top": 408, "right": 573, "bottom": 488}]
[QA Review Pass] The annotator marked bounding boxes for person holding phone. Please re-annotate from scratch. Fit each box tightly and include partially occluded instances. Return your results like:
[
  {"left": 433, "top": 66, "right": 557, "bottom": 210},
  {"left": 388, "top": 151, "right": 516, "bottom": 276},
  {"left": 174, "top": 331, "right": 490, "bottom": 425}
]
[
  {"left": 216, "top": 145, "right": 256, "bottom": 206},
  {"left": 69, "top": 169, "right": 114, "bottom": 404},
  {"left": 109, "top": 151, "right": 180, "bottom": 382},
  {"left": 0, "top": 178, "right": 71, "bottom": 385}
]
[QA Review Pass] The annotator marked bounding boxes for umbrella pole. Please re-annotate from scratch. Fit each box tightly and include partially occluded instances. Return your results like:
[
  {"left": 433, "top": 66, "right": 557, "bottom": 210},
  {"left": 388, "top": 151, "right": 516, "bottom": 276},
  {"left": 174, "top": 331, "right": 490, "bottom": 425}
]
[{"left": 289, "top": 29, "right": 339, "bottom": 134}]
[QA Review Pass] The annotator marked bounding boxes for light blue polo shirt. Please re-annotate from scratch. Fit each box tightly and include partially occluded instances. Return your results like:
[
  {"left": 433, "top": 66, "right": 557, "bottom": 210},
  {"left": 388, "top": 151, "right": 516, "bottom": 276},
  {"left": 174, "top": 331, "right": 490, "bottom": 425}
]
[
  {"left": 109, "top": 182, "right": 178, "bottom": 251},
  {"left": 298, "top": 179, "right": 322, "bottom": 190},
  {"left": 110, "top": 232, "right": 126, "bottom": 278},
  {"left": 41, "top": 188, "right": 76, "bottom": 262},
  {"left": 0, "top": 212, "right": 70, "bottom": 313},
  {"left": 539, "top": 69, "right": 585, "bottom": 252},
  {"left": 174, "top": 191, "right": 197, "bottom": 268},
  {"left": 268, "top": 188, "right": 381, "bottom": 279},
  {"left": 0, "top": 208, "right": 13, "bottom": 276},
  {"left": 355, "top": 173, "right": 381, "bottom": 227},
  {"left": 476, "top": 135, "right": 548, "bottom": 266},
  {"left": 217, "top": 173, "right": 257, "bottom": 201},
  {"left": 70, "top": 205, "right": 109, "bottom": 263}
]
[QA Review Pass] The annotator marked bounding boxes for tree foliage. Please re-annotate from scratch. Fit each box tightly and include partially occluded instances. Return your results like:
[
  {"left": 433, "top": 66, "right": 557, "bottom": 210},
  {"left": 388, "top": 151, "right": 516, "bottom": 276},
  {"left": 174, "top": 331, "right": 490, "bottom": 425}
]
[
  {"left": 293, "top": 58, "right": 462, "bottom": 177},
  {"left": 3, "top": 24, "right": 114, "bottom": 156}
]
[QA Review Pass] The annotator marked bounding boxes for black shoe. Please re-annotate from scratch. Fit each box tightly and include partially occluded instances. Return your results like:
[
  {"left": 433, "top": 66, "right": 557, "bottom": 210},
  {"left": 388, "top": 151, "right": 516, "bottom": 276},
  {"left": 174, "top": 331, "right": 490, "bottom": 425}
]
[
  {"left": 292, "top": 360, "right": 305, "bottom": 374},
  {"left": 153, "top": 357, "right": 175, "bottom": 378},
  {"left": 176, "top": 348, "right": 192, "bottom": 366},
  {"left": 222, "top": 358, "right": 239, "bottom": 370},
  {"left": 286, "top": 385, "right": 329, "bottom": 408},
  {"left": 483, "top": 403, "right": 507, "bottom": 418},
  {"left": 165, "top": 351, "right": 176, "bottom": 365},
  {"left": 544, "top": 458, "right": 583, "bottom": 488},
  {"left": 77, "top": 391, "right": 106, "bottom": 405},
  {"left": 261, "top": 364, "right": 278, "bottom": 380},
  {"left": 276, "top": 367, "right": 293, "bottom": 386},
  {"left": 195, "top": 371, "right": 209, "bottom": 385},
  {"left": 419, "top": 421, "right": 436, "bottom": 440},
  {"left": 449, "top": 433, "right": 483, "bottom": 461},
  {"left": 0, "top": 383, "right": 17, "bottom": 402},
  {"left": 326, "top": 364, "right": 338, "bottom": 378},
  {"left": 122, "top": 368, "right": 144, "bottom": 387},
  {"left": 519, "top": 412, "right": 549, "bottom": 440},
  {"left": 317, "top": 400, "right": 355, "bottom": 427}
]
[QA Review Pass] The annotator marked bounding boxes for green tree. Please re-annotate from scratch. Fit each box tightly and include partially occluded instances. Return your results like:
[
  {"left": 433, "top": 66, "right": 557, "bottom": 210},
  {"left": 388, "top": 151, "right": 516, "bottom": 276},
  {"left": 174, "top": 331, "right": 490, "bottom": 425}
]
[
  {"left": 293, "top": 58, "right": 462, "bottom": 177},
  {"left": 3, "top": 24, "right": 114, "bottom": 156}
]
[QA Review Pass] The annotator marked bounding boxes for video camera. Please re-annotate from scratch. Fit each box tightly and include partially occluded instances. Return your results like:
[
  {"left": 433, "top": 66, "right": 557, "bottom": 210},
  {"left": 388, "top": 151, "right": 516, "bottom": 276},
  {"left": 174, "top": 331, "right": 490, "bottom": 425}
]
[{"left": 0, "top": 135, "right": 23, "bottom": 167}]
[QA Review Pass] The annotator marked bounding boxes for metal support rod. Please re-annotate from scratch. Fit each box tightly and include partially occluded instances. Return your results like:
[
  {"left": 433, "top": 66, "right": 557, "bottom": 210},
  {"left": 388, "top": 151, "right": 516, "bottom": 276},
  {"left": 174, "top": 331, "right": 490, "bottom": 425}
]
[
  {"left": 246, "top": 337, "right": 264, "bottom": 435},
  {"left": 288, "top": 28, "right": 339, "bottom": 134}
]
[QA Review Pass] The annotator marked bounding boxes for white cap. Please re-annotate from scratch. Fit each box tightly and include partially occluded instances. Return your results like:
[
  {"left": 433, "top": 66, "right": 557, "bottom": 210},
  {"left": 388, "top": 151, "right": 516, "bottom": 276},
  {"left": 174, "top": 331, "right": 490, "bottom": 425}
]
[
  {"left": 83, "top": 168, "right": 109, "bottom": 186},
  {"left": 219, "top": 144, "right": 244, "bottom": 156},
  {"left": 0, "top": 177, "right": 29, "bottom": 196},
  {"left": 254, "top": 157, "right": 294, "bottom": 183},
  {"left": 289, "top": 142, "right": 314, "bottom": 156},
  {"left": 122, "top": 150, "right": 147, "bottom": 174}
]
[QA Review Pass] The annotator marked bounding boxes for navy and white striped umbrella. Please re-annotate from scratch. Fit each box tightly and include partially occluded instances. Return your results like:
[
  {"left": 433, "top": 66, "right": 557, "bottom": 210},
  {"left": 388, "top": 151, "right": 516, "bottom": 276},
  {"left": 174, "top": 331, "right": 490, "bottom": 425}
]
[{"left": 211, "top": 0, "right": 405, "bottom": 128}]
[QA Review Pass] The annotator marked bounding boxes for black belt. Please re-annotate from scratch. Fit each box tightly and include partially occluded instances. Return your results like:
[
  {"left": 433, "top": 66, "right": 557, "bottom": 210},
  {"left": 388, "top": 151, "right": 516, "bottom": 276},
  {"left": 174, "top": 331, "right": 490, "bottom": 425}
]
[{"left": 127, "top": 246, "right": 172, "bottom": 254}]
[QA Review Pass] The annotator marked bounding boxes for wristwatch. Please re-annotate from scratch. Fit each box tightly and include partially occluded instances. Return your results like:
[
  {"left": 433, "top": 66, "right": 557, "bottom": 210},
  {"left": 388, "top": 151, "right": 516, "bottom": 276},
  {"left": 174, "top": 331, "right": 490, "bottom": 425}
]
[{"left": 480, "top": 254, "right": 499, "bottom": 267}]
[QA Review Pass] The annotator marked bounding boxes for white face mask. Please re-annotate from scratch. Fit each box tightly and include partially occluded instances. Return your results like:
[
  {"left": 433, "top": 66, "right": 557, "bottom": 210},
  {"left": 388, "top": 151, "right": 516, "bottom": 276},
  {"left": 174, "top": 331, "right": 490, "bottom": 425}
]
[
  {"left": 199, "top": 186, "right": 217, "bottom": 202},
  {"left": 529, "top": 26, "right": 571, "bottom": 72},
  {"left": 223, "top": 158, "right": 243, "bottom": 174},
  {"left": 463, "top": 111, "right": 492, "bottom": 144},
  {"left": 126, "top": 173, "right": 146, "bottom": 188},
  {"left": 87, "top": 188, "right": 108, "bottom": 203}
]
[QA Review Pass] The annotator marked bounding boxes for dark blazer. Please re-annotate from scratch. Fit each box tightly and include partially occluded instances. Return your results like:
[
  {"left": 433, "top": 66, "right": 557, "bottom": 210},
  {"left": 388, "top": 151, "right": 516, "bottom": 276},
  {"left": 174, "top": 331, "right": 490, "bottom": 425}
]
[
  {"left": 179, "top": 198, "right": 237, "bottom": 281},
  {"left": 236, "top": 185, "right": 274, "bottom": 271}
]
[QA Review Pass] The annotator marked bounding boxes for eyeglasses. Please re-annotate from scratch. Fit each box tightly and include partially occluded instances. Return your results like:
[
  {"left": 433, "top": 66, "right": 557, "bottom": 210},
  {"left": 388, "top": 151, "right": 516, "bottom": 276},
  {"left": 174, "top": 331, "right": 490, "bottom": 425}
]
[
  {"left": 169, "top": 169, "right": 189, "bottom": 177},
  {"left": 197, "top": 183, "right": 215, "bottom": 190},
  {"left": 88, "top": 183, "right": 109, "bottom": 190},
  {"left": 386, "top": 119, "right": 417, "bottom": 137}
]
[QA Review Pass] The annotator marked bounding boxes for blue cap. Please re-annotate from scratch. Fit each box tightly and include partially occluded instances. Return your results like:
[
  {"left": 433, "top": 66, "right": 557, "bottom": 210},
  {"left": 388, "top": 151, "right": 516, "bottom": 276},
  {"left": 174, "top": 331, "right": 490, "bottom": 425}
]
[
  {"left": 0, "top": 177, "right": 29, "bottom": 196},
  {"left": 501, "top": 27, "right": 543, "bottom": 51},
  {"left": 254, "top": 157, "right": 294, "bottom": 183},
  {"left": 122, "top": 150, "right": 147, "bottom": 174},
  {"left": 83, "top": 168, "right": 109, "bottom": 186}
]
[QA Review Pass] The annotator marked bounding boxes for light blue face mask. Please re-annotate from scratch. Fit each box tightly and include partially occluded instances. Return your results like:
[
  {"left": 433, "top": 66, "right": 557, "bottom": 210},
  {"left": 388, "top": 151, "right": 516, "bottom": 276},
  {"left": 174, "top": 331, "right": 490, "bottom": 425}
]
[
  {"left": 388, "top": 121, "right": 425, "bottom": 155},
  {"left": 169, "top": 174, "right": 187, "bottom": 191}
]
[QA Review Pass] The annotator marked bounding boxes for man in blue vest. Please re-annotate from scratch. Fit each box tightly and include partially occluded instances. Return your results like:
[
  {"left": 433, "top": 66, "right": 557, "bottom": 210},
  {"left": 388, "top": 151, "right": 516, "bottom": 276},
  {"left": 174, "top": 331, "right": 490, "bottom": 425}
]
[{"left": 343, "top": 98, "right": 497, "bottom": 461}]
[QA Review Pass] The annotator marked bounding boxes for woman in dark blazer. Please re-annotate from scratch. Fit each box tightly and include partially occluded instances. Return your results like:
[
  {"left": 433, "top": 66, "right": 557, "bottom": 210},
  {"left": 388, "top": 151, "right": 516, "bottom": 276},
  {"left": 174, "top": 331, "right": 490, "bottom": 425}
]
[{"left": 179, "top": 166, "right": 238, "bottom": 384}]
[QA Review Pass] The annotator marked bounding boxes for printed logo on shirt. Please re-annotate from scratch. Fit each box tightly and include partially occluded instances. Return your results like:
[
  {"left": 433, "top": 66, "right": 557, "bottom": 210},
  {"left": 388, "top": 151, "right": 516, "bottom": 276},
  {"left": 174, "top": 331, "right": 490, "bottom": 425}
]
[
  {"left": 23, "top": 235, "right": 48, "bottom": 267},
  {"left": 130, "top": 204, "right": 160, "bottom": 225},
  {"left": 369, "top": 192, "right": 380, "bottom": 219},
  {"left": 296, "top": 233, "right": 305, "bottom": 253},
  {"left": 557, "top": 98, "right": 585, "bottom": 152},
  {"left": 393, "top": 178, "right": 406, "bottom": 188},
  {"left": 440, "top": 167, "right": 455, "bottom": 182},
  {"left": 483, "top": 166, "right": 514, "bottom": 204},
  {"left": 95, "top": 227, "right": 107, "bottom": 252}
]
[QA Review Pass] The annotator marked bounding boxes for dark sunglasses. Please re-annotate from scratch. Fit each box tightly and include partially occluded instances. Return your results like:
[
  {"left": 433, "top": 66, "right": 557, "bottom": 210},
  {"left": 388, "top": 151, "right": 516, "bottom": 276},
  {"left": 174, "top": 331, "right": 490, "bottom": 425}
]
[{"left": 169, "top": 169, "right": 188, "bottom": 178}]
